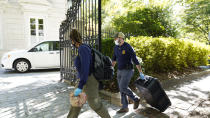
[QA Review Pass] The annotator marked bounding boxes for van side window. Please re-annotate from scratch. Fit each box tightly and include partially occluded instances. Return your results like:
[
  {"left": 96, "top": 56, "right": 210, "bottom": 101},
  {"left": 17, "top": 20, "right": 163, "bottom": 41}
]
[
  {"left": 35, "top": 42, "right": 49, "bottom": 52},
  {"left": 53, "top": 41, "right": 59, "bottom": 51}
]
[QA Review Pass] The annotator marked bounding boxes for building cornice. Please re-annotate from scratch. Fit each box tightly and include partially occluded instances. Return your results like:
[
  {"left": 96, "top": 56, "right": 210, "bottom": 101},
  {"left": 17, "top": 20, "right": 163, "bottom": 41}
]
[
  {"left": 19, "top": 0, "right": 52, "bottom": 6},
  {"left": 19, "top": 0, "right": 52, "bottom": 12}
]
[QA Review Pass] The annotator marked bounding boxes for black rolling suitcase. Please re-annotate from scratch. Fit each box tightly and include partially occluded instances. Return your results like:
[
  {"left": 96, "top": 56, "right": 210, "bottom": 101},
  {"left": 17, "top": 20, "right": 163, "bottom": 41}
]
[{"left": 135, "top": 75, "right": 171, "bottom": 112}]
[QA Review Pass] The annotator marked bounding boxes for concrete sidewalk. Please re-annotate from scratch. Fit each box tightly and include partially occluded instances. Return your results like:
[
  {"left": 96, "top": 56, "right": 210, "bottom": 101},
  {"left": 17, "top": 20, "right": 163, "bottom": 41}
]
[
  {"left": 78, "top": 70, "right": 210, "bottom": 118},
  {"left": 162, "top": 70, "right": 210, "bottom": 118},
  {"left": 0, "top": 68, "right": 209, "bottom": 118}
]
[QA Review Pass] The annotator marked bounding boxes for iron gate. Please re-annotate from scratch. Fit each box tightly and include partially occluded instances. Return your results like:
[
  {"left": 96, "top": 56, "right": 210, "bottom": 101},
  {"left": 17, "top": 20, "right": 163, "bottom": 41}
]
[{"left": 59, "top": 0, "right": 101, "bottom": 83}]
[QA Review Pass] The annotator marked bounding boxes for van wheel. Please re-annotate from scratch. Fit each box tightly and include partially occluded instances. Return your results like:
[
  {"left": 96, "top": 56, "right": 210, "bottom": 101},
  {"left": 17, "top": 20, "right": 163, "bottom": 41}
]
[{"left": 14, "top": 59, "right": 30, "bottom": 73}]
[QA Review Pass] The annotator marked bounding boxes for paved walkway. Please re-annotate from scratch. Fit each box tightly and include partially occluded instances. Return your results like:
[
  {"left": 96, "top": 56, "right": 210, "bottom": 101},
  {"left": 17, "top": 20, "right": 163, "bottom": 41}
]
[
  {"left": 0, "top": 68, "right": 209, "bottom": 118},
  {"left": 0, "top": 69, "right": 72, "bottom": 118}
]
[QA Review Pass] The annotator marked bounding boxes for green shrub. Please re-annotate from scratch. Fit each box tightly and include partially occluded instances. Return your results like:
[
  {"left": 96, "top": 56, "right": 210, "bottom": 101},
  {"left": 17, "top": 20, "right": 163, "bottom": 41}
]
[
  {"left": 127, "top": 36, "right": 210, "bottom": 72},
  {"left": 101, "top": 37, "right": 210, "bottom": 92},
  {"left": 101, "top": 38, "right": 115, "bottom": 58},
  {"left": 101, "top": 38, "right": 118, "bottom": 92}
]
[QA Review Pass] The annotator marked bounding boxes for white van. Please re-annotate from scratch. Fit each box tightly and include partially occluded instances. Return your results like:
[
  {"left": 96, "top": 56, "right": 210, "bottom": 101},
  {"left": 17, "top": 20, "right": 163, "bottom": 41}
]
[{"left": 1, "top": 41, "right": 60, "bottom": 72}]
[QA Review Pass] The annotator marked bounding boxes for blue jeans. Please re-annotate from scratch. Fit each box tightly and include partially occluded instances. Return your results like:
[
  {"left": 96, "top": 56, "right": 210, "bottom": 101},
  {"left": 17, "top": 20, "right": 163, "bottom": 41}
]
[{"left": 117, "top": 69, "right": 139, "bottom": 108}]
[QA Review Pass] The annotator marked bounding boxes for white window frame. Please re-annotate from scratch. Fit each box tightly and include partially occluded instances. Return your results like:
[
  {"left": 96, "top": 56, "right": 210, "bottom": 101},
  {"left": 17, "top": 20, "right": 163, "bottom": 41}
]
[{"left": 27, "top": 16, "right": 46, "bottom": 47}]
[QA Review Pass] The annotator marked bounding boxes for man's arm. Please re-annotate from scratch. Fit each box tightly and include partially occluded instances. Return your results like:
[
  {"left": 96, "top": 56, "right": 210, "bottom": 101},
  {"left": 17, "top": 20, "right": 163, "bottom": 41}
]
[
  {"left": 127, "top": 44, "right": 143, "bottom": 73},
  {"left": 112, "top": 47, "right": 117, "bottom": 67},
  {"left": 136, "top": 64, "right": 143, "bottom": 73}
]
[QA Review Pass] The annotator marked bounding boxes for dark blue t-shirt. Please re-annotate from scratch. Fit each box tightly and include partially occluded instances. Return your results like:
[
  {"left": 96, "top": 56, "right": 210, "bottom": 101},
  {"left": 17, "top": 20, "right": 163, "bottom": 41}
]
[
  {"left": 112, "top": 42, "right": 139, "bottom": 70},
  {"left": 74, "top": 44, "right": 92, "bottom": 89}
]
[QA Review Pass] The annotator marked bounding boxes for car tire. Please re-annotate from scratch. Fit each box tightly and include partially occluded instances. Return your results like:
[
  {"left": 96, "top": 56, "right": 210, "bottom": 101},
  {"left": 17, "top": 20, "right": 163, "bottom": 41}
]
[{"left": 14, "top": 59, "right": 30, "bottom": 73}]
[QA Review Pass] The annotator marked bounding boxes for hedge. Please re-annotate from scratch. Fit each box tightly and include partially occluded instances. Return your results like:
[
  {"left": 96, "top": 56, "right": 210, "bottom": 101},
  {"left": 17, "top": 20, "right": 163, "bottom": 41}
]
[
  {"left": 127, "top": 36, "right": 210, "bottom": 72},
  {"left": 101, "top": 36, "right": 210, "bottom": 92}
]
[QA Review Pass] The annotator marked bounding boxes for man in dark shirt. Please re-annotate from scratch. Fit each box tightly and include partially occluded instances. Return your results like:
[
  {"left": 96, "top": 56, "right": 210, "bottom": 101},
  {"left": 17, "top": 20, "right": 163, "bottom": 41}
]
[
  {"left": 67, "top": 29, "right": 111, "bottom": 118},
  {"left": 112, "top": 32, "right": 145, "bottom": 113}
]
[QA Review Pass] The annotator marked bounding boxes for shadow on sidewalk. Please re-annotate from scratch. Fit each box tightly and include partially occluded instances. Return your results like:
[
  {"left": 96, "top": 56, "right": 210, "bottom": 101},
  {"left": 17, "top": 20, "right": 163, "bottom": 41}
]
[
  {"left": 162, "top": 70, "right": 210, "bottom": 90},
  {"left": 158, "top": 70, "right": 210, "bottom": 117},
  {"left": 111, "top": 107, "right": 170, "bottom": 118},
  {"left": 0, "top": 81, "right": 73, "bottom": 118},
  {"left": 136, "top": 107, "right": 169, "bottom": 118}
]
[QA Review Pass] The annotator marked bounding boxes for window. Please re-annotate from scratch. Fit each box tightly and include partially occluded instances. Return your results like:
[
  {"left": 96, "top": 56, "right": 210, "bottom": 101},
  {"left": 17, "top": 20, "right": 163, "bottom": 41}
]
[
  {"left": 35, "top": 42, "right": 49, "bottom": 52},
  {"left": 30, "top": 18, "right": 44, "bottom": 46},
  {"left": 36, "top": 43, "right": 49, "bottom": 51},
  {"left": 53, "top": 41, "right": 60, "bottom": 51},
  {"left": 32, "top": 41, "right": 59, "bottom": 52},
  {"left": 38, "top": 19, "right": 44, "bottom": 36},
  {"left": 30, "top": 18, "right": 36, "bottom": 36}
]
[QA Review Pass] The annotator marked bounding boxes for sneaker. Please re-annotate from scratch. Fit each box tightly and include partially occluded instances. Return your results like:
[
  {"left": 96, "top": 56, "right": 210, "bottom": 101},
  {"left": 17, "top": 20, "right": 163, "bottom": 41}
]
[
  {"left": 133, "top": 99, "right": 140, "bottom": 109},
  {"left": 117, "top": 108, "right": 129, "bottom": 113}
]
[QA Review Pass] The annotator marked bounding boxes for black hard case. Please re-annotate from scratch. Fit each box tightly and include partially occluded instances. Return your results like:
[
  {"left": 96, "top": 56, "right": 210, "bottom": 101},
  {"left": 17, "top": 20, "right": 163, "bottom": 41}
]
[{"left": 135, "top": 75, "right": 171, "bottom": 112}]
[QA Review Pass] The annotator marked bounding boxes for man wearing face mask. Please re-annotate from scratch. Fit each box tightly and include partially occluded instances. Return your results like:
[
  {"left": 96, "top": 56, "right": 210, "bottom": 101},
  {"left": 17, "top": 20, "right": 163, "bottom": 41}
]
[{"left": 112, "top": 32, "right": 144, "bottom": 113}]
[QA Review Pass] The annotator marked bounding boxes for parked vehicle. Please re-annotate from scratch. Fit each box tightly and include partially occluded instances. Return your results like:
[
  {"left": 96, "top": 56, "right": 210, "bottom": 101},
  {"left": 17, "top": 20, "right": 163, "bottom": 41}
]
[{"left": 1, "top": 40, "right": 60, "bottom": 72}]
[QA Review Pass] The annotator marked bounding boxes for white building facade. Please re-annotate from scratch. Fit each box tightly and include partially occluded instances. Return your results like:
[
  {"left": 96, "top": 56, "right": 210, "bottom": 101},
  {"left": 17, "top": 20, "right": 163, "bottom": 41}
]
[{"left": 0, "top": 0, "right": 67, "bottom": 58}]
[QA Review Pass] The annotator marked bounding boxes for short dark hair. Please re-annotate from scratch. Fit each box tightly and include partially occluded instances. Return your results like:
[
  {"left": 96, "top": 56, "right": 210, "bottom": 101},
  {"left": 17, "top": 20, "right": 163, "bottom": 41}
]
[{"left": 70, "top": 29, "right": 82, "bottom": 43}]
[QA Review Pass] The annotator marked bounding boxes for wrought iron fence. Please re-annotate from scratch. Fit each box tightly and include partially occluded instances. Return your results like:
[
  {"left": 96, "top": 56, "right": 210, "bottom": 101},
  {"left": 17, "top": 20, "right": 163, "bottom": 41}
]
[
  {"left": 59, "top": 0, "right": 133, "bottom": 83},
  {"left": 59, "top": 0, "right": 101, "bottom": 83}
]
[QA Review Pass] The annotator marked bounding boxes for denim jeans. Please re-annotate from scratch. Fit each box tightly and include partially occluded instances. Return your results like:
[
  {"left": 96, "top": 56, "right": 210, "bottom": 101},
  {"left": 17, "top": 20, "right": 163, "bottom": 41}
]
[{"left": 117, "top": 69, "right": 139, "bottom": 108}]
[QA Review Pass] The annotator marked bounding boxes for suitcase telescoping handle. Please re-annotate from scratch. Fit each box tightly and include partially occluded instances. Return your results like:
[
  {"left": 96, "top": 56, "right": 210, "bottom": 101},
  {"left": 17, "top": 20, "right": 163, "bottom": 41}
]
[{"left": 137, "top": 75, "right": 152, "bottom": 87}]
